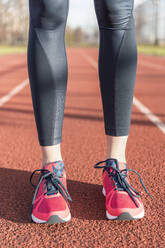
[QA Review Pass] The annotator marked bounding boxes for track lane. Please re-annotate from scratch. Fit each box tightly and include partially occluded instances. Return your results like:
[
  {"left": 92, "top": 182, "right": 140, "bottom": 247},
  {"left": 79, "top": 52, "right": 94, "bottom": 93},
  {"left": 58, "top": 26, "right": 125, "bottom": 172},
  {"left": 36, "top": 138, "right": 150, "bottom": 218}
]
[{"left": 0, "top": 49, "right": 164, "bottom": 247}]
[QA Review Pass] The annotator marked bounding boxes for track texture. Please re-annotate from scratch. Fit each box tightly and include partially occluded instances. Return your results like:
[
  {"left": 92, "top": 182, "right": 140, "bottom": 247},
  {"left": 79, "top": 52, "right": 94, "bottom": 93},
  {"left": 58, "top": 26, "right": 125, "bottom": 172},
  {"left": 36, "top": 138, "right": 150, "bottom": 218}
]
[{"left": 0, "top": 49, "right": 164, "bottom": 247}]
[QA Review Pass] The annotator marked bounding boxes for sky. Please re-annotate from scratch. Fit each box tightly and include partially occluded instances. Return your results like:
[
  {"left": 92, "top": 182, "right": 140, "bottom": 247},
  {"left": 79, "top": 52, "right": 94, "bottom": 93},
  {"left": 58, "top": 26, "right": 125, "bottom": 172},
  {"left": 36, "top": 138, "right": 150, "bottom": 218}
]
[{"left": 67, "top": 0, "right": 146, "bottom": 31}]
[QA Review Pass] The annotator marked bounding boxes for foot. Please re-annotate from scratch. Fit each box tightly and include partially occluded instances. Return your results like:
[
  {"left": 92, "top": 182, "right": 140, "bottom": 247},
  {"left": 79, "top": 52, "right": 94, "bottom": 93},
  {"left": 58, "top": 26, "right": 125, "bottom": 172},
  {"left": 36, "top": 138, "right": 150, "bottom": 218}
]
[
  {"left": 30, "top": 160, "right": 72, "bottom": 224},
  {"left": 94, "top": 158, "right": 152, "bottom": 220}
]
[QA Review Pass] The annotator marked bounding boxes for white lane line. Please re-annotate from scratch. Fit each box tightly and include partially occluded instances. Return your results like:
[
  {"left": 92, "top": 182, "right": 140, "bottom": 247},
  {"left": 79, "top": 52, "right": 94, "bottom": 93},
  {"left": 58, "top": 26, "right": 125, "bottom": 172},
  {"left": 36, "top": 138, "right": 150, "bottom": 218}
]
[
  {"left": 133, "top": 97, "right": 165, "bottom": 134},
  {"left": 0, "top": 79, "right": 29, "bottom": 107},
  {"left": 80, "top": 53, "right": 165, "bottom": 135}
]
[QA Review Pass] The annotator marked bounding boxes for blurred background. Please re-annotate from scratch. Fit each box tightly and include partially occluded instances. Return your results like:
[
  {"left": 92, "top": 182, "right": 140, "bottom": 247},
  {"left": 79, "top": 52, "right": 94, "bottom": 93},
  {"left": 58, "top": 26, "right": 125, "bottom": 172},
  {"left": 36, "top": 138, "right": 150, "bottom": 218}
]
[{"left": 0, "top": 0, "right": 165, "bottom": 55}]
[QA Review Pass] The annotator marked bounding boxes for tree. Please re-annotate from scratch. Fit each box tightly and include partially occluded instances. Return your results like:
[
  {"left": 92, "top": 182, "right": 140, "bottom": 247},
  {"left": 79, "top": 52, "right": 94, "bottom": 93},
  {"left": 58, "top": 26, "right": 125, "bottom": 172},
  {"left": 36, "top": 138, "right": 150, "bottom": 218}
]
[{"left": 0, "top": 0, "right": 29, "bottom": 44}]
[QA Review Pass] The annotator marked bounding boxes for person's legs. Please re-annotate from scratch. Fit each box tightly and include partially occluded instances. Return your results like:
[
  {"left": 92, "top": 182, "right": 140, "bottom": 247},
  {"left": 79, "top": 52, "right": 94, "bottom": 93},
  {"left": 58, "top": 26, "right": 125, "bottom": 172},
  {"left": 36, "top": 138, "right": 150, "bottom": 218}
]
[
  {"left": 28, "top": 0, "right": 69, "bottom": 167},
  {"left": 28, "top": 0, "right": 72, "bottom": 224},
  {"left": 93, "top": 0, "right": 151, "bottom": 220},
  {"left": 94, "top": 0, "right": 137, "bottom": 164}
]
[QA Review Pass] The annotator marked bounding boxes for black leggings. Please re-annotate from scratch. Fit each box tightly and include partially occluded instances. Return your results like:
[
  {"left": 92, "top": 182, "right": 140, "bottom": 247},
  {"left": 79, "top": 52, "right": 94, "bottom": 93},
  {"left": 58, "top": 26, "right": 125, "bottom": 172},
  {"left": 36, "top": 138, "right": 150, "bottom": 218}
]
[{"left": 27, "top": 0, "right": 137, "bottom": 146}]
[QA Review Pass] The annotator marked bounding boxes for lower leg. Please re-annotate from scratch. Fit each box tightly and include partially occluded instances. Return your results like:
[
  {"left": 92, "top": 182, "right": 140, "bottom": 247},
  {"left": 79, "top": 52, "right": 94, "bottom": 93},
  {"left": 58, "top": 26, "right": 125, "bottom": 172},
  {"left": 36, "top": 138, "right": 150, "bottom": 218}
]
[
  {"left": 94, "top": 1, "right": 137, "bottom": 165},
  {"left": 27, "top": 0, "right": 69, "bottom": 169},
  {"left": 106, "top": 135, "right": 128, "bottom": 163},
  {"left": 41, "top": 144, "right": 62, "bottom": 168}
]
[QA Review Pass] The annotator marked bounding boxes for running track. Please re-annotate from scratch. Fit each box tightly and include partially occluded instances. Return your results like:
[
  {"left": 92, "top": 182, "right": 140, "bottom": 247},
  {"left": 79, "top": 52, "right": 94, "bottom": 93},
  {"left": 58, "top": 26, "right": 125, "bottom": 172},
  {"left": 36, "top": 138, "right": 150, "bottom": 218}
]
[{"left": 0, "top": 48, "right": 164, "bottom": 247}]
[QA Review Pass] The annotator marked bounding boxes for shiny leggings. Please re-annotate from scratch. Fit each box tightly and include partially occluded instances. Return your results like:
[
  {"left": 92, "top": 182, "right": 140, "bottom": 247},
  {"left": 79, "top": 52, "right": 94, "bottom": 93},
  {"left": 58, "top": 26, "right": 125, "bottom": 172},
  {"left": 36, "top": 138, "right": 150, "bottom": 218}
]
[{"left": 27, "top": 0, "right": 137, "bottom": 146}]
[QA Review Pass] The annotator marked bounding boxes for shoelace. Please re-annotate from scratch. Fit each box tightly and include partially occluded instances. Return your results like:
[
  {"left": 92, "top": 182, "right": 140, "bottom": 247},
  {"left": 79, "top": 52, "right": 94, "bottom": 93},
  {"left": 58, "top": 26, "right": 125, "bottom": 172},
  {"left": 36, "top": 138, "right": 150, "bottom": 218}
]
[
  {"left": 94, "top": 159, "right": 152, "bottom": 207},
  {"left": 30, "top": 169, "right": 72, "bottom": 208}
]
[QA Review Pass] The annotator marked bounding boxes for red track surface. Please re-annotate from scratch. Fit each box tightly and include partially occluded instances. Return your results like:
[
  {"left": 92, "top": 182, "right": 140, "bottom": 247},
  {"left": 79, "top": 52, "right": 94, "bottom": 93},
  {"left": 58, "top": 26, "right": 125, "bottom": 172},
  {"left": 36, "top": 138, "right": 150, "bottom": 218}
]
[{"left": 0, "top": 48, "right": 164, "bottom": 247}]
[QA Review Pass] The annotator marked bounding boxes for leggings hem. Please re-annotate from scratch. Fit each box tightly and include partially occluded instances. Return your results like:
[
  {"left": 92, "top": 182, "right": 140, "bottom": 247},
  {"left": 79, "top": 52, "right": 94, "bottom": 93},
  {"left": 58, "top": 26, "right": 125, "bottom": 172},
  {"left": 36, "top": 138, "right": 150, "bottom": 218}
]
[
  {"left": 39, "top": 137, "right": 62, "bottom": 146},
  {"left": 105, "top": 128, "right": 129, "bottom": 136}
]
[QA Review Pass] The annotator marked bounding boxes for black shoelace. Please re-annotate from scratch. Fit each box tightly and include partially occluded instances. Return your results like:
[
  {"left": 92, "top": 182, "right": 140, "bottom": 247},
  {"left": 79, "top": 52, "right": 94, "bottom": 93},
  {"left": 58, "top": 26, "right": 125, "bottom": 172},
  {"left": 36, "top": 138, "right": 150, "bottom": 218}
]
[
  {"left": 94, "top": 159, "right": 152, "bottom": 207},
  {"left": 30, "top": 169, "right": 72, "bottom": 208}
]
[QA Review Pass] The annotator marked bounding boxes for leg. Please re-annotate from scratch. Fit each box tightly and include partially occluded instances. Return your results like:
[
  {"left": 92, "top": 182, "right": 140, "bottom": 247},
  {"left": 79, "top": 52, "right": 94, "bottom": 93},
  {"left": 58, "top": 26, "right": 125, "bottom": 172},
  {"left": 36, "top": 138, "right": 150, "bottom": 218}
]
[
  {"left": 94, "top": 0, "right": 137, "bottom": 163},
  {"left": 28, "top": 0, "right": 72, "bottom": 224},
  {"left": 93, "top": 1, "right": 150, "bottom": 221},
  {"left": 27, "top": 0, "right": 69, "bottom": 166}
]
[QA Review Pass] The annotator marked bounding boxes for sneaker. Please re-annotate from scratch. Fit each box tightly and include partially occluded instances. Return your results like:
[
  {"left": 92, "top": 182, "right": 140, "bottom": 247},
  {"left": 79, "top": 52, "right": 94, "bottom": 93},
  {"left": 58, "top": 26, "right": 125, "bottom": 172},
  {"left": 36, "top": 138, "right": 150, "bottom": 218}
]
[
  {"left": 94, "top": 158, "right": 152, "bottom": 220},
  {"left": 30, "top": 160, "right": 72, "bottom": 224}
]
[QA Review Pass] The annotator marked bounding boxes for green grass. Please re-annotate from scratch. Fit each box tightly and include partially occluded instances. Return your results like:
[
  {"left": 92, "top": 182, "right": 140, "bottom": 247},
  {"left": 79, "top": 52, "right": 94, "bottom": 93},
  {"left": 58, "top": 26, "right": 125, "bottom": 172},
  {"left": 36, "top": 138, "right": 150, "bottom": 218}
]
[
  {"left": 0, "top": 45, "right": 27, "bottom": 55},
  {"left": 138, "top": 44, "right": 165, "bottom": 56},
  {"left": 1, "top": 44, "right": 165, "bottom": 56}
]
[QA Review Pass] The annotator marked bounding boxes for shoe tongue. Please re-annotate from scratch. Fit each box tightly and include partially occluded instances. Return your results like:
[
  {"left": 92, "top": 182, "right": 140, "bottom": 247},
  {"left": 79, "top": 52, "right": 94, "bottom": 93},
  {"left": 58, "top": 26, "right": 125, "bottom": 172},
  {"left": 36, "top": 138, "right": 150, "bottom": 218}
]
[
  {"left": 106, "top": 159, "right": 127, "bottom": 171},
  {"left": 43, "top": 160, "right": 64, "bottom": 177}
]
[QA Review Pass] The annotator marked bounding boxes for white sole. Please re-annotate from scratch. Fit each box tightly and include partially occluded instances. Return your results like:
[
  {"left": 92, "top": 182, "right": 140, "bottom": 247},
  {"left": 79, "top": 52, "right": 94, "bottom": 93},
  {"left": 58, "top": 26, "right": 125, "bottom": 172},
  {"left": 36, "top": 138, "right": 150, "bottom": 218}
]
[
  {"left": 31, "top": 212, "right": 71, "bottom": 224},
  {"left": 102, "top": 187, "right": 145, "bottom": 220}
]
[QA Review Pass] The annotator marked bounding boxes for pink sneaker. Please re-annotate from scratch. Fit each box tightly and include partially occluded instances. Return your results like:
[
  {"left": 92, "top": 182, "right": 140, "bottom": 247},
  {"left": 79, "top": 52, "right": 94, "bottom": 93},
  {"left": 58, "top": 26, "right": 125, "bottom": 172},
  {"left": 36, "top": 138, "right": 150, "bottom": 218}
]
[
  {"left": 30, "top": 160, "right": 72, "bottom": 224},
  {"left": 94, "top": 158, "right": 152, "bottom": 220}
]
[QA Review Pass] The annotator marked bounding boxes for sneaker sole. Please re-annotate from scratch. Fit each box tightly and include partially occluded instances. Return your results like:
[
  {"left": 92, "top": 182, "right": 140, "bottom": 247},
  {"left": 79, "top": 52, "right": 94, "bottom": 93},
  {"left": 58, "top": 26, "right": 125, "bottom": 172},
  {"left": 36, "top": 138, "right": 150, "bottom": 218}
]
[
  {"left": 102, "top": 187, "right": 145, "bottom": 220},
  {"left": 31, "top": 212, "right": 71, "bottom": 224}
]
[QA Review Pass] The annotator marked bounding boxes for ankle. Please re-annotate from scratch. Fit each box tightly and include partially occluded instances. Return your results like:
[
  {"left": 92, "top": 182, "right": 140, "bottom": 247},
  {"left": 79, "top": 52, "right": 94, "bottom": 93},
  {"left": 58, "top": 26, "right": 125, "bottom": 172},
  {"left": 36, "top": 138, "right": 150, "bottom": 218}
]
[
  {"left": 42, "top": 157, "right": 63, "bottom": 168},
  {"left": 41, "top": 143, "right": 62, "bottom": 167},
  {"left": 106, "top": 155, "right": 126, "bottom": 164},
  {"left": 106, "top": 135, "right": 128, "bottom": 164}
]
